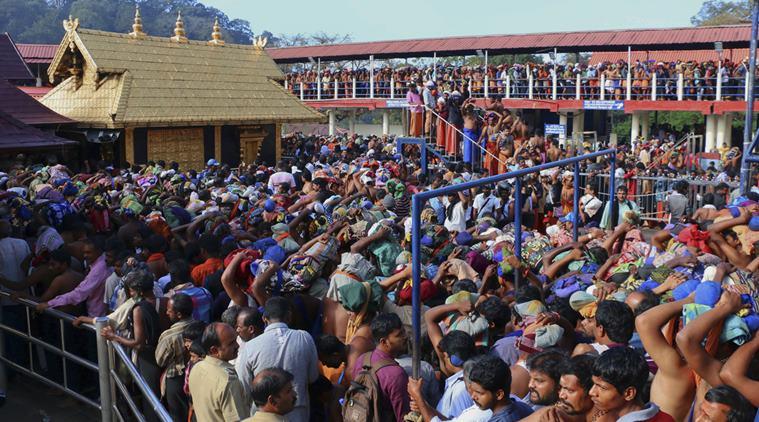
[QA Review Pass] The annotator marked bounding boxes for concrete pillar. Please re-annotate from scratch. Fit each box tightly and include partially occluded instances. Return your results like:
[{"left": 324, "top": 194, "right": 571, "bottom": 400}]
[
  {"left": 715, "top": 113, "right": 735, "bottom": 151},
  {"left": 631, "top": 112, "right": 640, "bottom": 145},
  {"left": 382, "top": 110, "right": 390, "bottom": 135},
  {"left": 349, "top": 109, "right": 356, "bottom": 135},
  {"left": 559, "top": 113, "right": 568, "bottom": 147},
  {"left": 641, "top": 112, "right": 650, "bottom": 139},
  {"left": 401, "top": 108, "right": 408, "bottom": 136},
  {"left": 705, "top": 114, "right": 718, "bottom": 153},
  {"left": 572, "top": 112, "right": 583, "bottom": 138},
  {"left": 328, "top": 110, "right": 336, "bottom": 136}
]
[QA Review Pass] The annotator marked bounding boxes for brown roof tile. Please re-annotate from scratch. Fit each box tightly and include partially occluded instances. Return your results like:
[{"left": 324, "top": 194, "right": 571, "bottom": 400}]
[{"left": 0, "top": 33, "right": 34, "bottom": 80}]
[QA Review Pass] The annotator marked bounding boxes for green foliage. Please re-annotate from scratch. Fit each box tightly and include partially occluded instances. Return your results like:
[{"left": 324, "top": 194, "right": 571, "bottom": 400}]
[
  {"left": 691, "top": 0, "right": 751, "bottom": 26},
  {"left": 0, "top": 0, "right": 257, "bottom": 44},
  {"left": 611, "top": 111, "right": 706, "bottom": 142}
]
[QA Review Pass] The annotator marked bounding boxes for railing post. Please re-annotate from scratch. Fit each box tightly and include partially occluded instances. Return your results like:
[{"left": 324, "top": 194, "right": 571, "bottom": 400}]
[
  {"left": 410, "top": 194, "right": 422, "bottom": 379},
  {"left": 299, "top": 82, "right": 304, "bottom": 101},
  {"left": 573, "top": 162, "right": 580, "bottom": 241},
  {"left": 677, "top": 73, "right": 684, "bottom": 101},
  {"left": 651, "top": 73, "right": 657, "bottom": 101},
  {"left": 528, "top": 72, "right": 534, "bottom": 100},
  {"left": 514, "top": 177, "right": 523, "bottom": 288},
  {"left": 626, "top": 70, "right": 632, "bottom": 100},
  {"left": 716, "top": 62, "right": 723, "bottom": 101},
  {"left": 745, "top": 75, "right": 750, "bottom": 101},
  {"left": 600, "top": 74, "right": 606, "bottom": 100},
  {"left": 484, "top": 75, "right": 489, "bottom": 98},
  {"left": 334, "top": 79, "right": 338, "bottom": 99},
  {"left": 317, "top": 75, "right": 321, "bottom": 101},
  {"left": 370, "top": 76, "right": 375, "bottom": 99},
  {"left": 284, "top": 79, "right": 288, "bottom": 91},
  {"left": 552, "top": 67, "right": 557, "bottom": 100},
  {"left": 352, "top": 77, "right": 357, "bottom": 99},
  {"left": 95, "top": 317, "right": 113, "bottom": 422},
  {"left": 506, "top": 75, "right": 511, "bottom": 99},
  {"left": 609, "top": 154, "right": 617, "bottom": 226},
  {"left": 576, "top": 73, "right": 581, "bottom": 100},
  {"left": 390, "top": 76, "right": 395, "bottom": 99}
]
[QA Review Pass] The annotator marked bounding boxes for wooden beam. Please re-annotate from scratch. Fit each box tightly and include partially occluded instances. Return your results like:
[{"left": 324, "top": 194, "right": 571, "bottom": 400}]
[
  {"left": 214, "top": 125, "right": 222, "bottom": 160},
  {"left": 125, "top": 127, "right": 135, "bottom": 165}
]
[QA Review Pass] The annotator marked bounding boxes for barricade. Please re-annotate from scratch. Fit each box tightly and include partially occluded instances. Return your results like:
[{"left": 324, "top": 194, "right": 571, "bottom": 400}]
[
  {"left": 0, "top": 290, "right": 171, "bottom": 421},
  {"left": 408, "top": 148, "right": 618, "bottom": 379}
]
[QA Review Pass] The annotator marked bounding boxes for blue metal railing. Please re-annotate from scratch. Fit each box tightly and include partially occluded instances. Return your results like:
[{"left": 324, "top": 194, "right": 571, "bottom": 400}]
[{"left": 408, "top": 148, "right": 617, "bottom": 378}]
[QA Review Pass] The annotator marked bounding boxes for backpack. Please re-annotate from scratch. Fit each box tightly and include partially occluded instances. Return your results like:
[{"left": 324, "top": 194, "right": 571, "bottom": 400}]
[{"left": 342, "top": 353, "right": 397, "bottom": 422}]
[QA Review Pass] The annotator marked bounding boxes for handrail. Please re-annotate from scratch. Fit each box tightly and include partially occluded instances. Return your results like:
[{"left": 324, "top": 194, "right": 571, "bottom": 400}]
[
  {"left": 0, "top": 289, "right": 171, "bottom": 421},
  {"left": 408, "top": 148, "right": 617, "bottom": 382}
]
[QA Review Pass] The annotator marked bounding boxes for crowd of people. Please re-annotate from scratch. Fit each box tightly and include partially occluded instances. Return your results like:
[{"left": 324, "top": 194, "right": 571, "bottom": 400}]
[
  {"left": 0, "top": 132, "right": 758, "bottom": 422},
  {"left": 285, "top": 58, "right": 759, "bottom": 101}
]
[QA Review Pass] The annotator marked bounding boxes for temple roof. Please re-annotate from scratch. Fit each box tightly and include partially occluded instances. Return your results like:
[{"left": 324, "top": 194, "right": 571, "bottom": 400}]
[
  {"left": 0, "top": 109, "right": 77, "bottom": 150},
  {"left": 0, "top": 33, "right": 34, "bottom": 81},
  {"left": 41, "top": 25, "right": 323, "bottom": 128}
]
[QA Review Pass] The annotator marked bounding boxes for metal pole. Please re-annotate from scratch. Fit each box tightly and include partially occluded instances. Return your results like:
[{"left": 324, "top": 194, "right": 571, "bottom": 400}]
[
  {"left": 433, "top": 52, "right": 438, "bottom": 80},
  {"left": 370, "top": 55, "right": 375, "bottom": 99},
  {"left": 740, "top": 0, "right": 759, "bottom": 194},
  {"left": 514, "top": 178, "right": 522, "bottom": 289},
  {"left": 573, "top": 162, "right": 580, "bottom": 241},
  {"left": 609, "top": 154, "right": 617, "bottom": 227},
  {"left": 95, "top": 317, "right": 113, "bottom": 422},
  {"left": 410, "top": 195, "right": 422, "bottom": 379}
]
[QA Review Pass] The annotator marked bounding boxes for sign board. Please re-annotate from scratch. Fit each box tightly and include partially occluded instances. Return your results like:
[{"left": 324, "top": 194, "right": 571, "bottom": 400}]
[
  {"left": 385, "top": 99, "right": 409, "bottom": 108},
  {"left": 544, "top": 124, "right": 566, "bottom": 137},
  {"left": 583, "top": 100, "right": 624, "bottom": 111}
]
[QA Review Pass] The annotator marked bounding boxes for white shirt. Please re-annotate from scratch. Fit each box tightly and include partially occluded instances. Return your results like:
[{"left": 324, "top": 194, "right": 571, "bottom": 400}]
[
  {"left": 0, "top": 237, "right": 30, "bottom": 284},
  {"left": 473, "top": 193, "right": 500, "bottom": 220},
  {"left": 432, "top": 403, "right": 493, "bottom": 422},
  {"left": 444, "top": 202, "right": 470, "bottom": 233},
  {"left": 580, "top": 194, "right": 603, "bottom": 218},
  {"left": 267, "top": 171, "right": 296, "bottom": 192}
]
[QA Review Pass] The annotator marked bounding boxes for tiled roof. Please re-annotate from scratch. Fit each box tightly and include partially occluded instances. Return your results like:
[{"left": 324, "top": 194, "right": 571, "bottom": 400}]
[
  {"left": 268, "top": 25, "right": 753, "bottom": 63},
  {"left": 16, "top": 43, "right": 58, "bottom": 64},
  {"left": 0, "top": 80, "right": 71, "bottom": 125},
  {"left": 41, "top": 28, "right": 324, "bottom": 128},
  {"left": 0, "top": 109, "right": 76, "bottom": 150},
  {"left": 0, "top": 33, "right": 34, "bottom": 80}
]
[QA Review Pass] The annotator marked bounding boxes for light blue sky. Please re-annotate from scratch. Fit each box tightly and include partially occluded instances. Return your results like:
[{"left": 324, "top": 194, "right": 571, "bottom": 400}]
[{"left": 205, "top": 0, "right": 707, "bottom": 42}]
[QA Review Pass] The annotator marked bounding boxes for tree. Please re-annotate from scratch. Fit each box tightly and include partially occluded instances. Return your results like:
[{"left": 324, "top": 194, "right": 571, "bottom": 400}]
[{"left": 691, "top": 0, "right": 752, "bottom": 26}]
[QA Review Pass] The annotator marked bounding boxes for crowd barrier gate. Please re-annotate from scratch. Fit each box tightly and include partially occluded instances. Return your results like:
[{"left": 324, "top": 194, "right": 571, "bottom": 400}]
[{"left": 409, "top": 149, "right": 618, "bottom": 378}]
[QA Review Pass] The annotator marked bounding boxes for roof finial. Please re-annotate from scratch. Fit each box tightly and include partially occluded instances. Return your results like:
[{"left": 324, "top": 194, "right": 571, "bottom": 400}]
[
  {"left": 208, "top": 17, "right": 225, "bottom": 46},
  {"left": 63, "top": 15, "right": 79, "bottom": 33},
  {"left": 254, "top": 35, "right": 268, "bottom": 49},
  {"left": 170, "top": 11, "right": 188, "bottom": 43},
  {"left": 129, "top": 6, "right": 146, "bottom": 38}
]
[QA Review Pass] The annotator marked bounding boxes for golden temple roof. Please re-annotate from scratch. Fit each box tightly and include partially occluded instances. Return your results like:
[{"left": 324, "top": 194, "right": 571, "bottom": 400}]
[{"left": 41, "top": 22, "right": 323, "bottom": 128}]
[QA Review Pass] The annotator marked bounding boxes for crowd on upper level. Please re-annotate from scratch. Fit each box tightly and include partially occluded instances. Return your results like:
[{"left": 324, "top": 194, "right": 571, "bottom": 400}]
[{"left": 284, "top": 58, "right": 759, "bottom": 101}]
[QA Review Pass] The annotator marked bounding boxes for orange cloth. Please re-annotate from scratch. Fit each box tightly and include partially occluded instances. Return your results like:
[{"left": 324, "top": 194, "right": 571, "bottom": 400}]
[
  {"left": 409, "top": 112, "right": 423, "bottom": 137},
  {"left": 191, "top": 258, "right": 223, "bottom": 287},
  {"left": 319, "top": 362, "right": 350, "bottom": 388},
  {"left": 445, "top": 124, "right": 460, "bottom": 156}
]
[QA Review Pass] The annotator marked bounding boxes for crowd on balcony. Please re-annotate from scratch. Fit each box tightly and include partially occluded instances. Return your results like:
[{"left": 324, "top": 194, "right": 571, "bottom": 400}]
[
  {"left": 285, "top": 57, "right": 759, "bottom": 101},
  {"left": 0, "top": 132, "right": 758, "bottom": 422}
]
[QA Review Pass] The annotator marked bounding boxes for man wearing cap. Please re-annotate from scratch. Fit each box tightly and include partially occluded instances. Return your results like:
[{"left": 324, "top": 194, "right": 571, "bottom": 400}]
[{"left": 407, "top": 83, "right": 424, "bottom": 137}]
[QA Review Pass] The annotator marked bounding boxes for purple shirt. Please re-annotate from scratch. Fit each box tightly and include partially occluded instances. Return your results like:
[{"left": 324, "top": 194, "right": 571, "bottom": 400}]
[
  {"left": 48, "top": 254, "right": 112, "bottom": 317},
  {"left": 353, "top": 349, "right": 410, "bottom": 421},
  {"left": 406, "top": 91, "right": 424, "bottom": 114}
]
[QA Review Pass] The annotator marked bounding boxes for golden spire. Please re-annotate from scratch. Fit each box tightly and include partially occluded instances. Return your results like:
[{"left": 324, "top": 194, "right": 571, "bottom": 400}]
[
  {"left": 253, "top": 35, "right": 268, "bottom": 49},
  {"left": 208, "top": 17, "right": 224, "bottom": 46},
  {"left": 63, "top": 15, "right": 79, "bottom": 33},
  {"left": 129, "top": 6, "right": 146, "bottom": 38},
  {"left": 170, "top": 11, "right": 188, "bottom": 43}
]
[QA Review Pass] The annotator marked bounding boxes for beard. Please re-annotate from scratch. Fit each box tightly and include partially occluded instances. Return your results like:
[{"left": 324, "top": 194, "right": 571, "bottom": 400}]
[{"left": 530, "top": 389, "right": 559, "bottom": 406}]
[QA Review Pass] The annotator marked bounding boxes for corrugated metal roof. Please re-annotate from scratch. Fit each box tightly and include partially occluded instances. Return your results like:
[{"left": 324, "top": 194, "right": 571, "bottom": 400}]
[
  {"left": 16, "top": 43, "right": 58, "bottom": 64},
  {"left": 268, "top": 25, "right": 753, "bottom": 63},
  {"left": 0, "top": 33, "right": 34, "bottom": 80},
  {"left": 0, "top": 109, "right": 76, "bottom": 150},
  {"left": 0, "top": 80, "right": 72, "bottom": 125},
  {"left": 588, "top": 49, "right": 751, "bottom": 65}
]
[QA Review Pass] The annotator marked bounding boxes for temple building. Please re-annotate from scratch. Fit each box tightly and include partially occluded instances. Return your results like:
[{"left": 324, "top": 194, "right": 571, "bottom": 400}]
[{"left": 40, "top": 11, "right": 323, "bottom": 169}]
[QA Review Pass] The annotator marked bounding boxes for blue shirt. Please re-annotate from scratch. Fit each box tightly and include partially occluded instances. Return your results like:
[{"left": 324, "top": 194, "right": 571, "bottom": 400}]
[
  {"left": 488, "top": 400, "right": 533, "bottom": 422},
  {"left": 436, "top": 370, "right": 473, "bottom": 418}
]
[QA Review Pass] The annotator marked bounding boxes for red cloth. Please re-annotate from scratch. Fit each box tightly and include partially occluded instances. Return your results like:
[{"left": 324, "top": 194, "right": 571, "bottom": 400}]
[{"left": 677, "top": 225, "right": 712, "bottom": 254}]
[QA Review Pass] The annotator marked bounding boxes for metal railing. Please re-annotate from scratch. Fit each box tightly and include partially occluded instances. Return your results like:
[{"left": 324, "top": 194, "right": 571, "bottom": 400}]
[
  {"left": 291, "top": 71, "right": 757, "bottom": 102},
  {"left": 0, "top": 290, "right": 171, "bottom": 421},
  {"left": 408, "top": 148, "right": 618, "bottom": 381}
]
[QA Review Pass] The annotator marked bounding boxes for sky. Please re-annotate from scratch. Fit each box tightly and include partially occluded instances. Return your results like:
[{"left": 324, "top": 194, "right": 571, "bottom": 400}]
[{"left": 204, "top": 0, "right": 707, "bottom": 42}]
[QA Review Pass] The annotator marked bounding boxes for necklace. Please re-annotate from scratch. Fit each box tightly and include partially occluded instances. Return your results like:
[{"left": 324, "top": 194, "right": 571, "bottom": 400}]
[{"left": 590, "top": 409, "right": 609, "bottom": 422}]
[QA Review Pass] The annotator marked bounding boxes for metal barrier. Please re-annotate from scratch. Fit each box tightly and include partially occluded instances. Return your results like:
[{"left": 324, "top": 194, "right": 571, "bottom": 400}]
[
  {"left": 0, "top": 290, "right": 171, "bottom": 421},
  {"left": 409, "top": 148, "right": 618, "bottom": 379}
]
